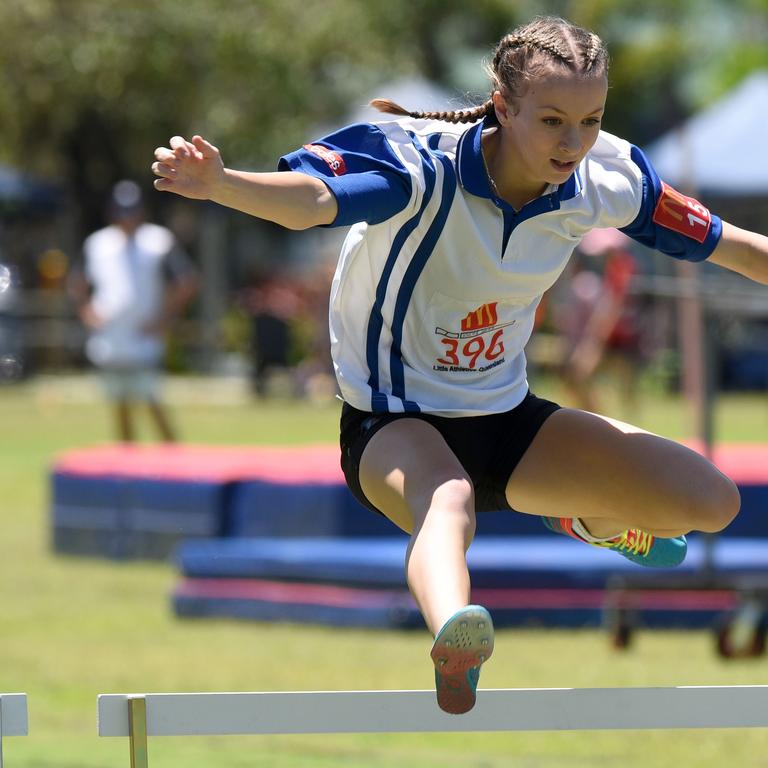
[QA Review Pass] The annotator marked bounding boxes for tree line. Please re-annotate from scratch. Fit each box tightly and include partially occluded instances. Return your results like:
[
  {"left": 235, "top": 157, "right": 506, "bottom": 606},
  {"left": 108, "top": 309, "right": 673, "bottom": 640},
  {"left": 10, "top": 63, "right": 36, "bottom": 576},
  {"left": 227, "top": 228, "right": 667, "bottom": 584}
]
[{"left": 1, "top": 0, "right": 766, "bottom": 235}]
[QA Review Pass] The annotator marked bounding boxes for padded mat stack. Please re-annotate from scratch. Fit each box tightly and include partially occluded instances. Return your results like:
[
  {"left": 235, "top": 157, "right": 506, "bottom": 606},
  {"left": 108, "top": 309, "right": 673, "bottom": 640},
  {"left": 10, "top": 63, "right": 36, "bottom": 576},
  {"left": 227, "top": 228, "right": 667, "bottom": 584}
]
[
  {"left": 50, "top": 444, "right": 550, "bottom": 559},
  {"left": 50, "top": 441, "right": 768, "bottom": 628},
  {"left": 51, "top": 443, "right": 387, "bottom": 559},
  {"left": 172, "top": 536, "right": 768, "bottom": 629}
]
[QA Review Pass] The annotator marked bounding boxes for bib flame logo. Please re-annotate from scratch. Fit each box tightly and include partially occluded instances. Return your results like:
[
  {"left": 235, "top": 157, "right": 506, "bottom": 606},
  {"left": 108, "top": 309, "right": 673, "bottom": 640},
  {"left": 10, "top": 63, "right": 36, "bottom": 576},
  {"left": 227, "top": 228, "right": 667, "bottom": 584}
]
[{"left": 461, "top": 302, "right": 498, "bottom": 332}]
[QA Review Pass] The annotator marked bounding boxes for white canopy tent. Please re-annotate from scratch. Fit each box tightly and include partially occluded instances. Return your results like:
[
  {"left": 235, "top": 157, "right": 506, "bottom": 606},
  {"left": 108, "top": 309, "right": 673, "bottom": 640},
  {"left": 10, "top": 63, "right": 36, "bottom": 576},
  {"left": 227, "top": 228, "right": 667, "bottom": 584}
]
[
  {"left": 644, "top": 70, "right": 768, "bottom": 195},
  {"left": 645, "top": 70, "right": 768, "bottom": 476}
]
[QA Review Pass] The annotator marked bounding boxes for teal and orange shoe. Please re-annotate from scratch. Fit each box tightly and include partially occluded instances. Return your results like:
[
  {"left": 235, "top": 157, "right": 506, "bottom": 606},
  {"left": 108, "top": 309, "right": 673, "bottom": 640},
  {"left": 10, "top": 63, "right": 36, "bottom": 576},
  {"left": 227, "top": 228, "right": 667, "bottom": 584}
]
[
  {"left": 430, "top": 605, "right": 494, "bottom": 715},
  {"left": 542, "top": 517, "right": 687, "bottom": 568}
]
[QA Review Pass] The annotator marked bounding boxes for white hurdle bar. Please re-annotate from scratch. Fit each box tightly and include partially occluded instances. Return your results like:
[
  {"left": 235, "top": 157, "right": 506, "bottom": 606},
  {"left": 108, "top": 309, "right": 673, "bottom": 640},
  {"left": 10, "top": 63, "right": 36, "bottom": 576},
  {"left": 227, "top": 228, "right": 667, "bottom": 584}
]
[
  {"left": 0, "top": 694, "right": 28, "bottom": 768},
  {"left": 99, "top": 686, "right": 768, "bottom": 767}
]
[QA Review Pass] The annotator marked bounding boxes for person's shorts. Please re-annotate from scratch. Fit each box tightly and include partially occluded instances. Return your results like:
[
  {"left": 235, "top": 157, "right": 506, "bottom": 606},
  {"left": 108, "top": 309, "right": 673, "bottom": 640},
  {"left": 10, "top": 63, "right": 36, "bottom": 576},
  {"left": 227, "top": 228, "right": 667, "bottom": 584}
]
[
  {"left": 340, "top": 391, "right": 561, "bottom": 516},
  {"left": 99, "top": 367, "right": 161, "bottom": 402}
]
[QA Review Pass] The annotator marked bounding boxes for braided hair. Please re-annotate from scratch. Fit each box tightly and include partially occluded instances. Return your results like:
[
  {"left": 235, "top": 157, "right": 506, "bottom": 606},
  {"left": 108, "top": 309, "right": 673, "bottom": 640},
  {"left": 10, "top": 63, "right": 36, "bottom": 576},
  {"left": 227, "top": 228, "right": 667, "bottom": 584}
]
[
  {"left": 368, "top": 98, "right": 493, "bottom": 125},
  {"left": 371, "top": 16, "right": 609, "bottom": 124}
]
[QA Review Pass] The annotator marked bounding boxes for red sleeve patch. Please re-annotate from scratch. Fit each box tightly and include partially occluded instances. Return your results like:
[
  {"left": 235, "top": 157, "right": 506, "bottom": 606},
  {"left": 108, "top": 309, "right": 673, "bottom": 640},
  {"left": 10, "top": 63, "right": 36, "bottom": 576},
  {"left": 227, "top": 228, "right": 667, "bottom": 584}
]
[
  {"left": 303, "top": 144, "right": 347, "bottom": 176},
  {"left": 652, "top": 182, "right": 711, "bottom": 243}
]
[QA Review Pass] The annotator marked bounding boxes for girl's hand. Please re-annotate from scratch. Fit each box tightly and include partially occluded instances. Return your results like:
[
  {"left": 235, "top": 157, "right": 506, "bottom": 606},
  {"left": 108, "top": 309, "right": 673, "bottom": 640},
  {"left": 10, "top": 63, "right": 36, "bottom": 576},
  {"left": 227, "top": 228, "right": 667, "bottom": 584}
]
[{"left": 152, "top": 135, "right": 225, "bottom": 200}]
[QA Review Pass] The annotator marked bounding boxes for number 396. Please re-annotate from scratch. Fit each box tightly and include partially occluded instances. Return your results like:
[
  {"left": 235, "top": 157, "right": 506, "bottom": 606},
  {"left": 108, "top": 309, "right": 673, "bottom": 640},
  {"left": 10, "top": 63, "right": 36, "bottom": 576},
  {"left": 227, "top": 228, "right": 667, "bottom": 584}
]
[{"left": 437, "top": 329, "right": 504, "bottom": 369}]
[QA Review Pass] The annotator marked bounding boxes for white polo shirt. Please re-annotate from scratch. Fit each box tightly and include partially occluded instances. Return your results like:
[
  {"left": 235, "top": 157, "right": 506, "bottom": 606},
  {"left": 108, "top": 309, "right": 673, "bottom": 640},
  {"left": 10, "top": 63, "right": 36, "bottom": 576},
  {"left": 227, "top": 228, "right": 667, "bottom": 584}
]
[
  {"left": 83, "top": 222, "right": 189, "bottom": 369},
  {"left": 279, "top": 116, "right": 722, "bottom": 416}
]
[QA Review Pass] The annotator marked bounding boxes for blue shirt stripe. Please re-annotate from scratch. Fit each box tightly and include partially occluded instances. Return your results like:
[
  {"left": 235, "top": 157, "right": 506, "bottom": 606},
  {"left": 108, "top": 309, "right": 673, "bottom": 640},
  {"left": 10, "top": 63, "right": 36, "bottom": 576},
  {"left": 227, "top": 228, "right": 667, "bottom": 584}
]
[
  {"left": 390, "top": 151, "right": 457, "bottom": 410},
  {"left": 366, "top": 136, "right": 438, "bottom": 412}
]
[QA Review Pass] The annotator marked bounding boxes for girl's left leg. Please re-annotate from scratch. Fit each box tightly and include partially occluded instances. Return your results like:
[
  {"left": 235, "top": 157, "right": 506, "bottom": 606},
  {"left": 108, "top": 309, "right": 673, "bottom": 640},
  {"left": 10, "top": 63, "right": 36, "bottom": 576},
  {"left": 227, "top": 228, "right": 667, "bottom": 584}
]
[{"left": 505, "top": 408, "right": 740, "bottom": 540}]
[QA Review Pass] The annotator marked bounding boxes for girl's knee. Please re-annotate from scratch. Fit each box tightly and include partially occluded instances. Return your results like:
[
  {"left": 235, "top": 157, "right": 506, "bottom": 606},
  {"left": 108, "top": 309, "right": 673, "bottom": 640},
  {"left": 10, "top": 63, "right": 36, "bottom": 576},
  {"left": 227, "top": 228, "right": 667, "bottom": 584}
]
[
  {"left": 418, "top": 478, "right": 476, "bottom": 546},
  {"left": 432, "top": 477, "right": 475, "bottom": 509},
  {"left": 687, "top": 473, "right": 741, "bottom": 533}
]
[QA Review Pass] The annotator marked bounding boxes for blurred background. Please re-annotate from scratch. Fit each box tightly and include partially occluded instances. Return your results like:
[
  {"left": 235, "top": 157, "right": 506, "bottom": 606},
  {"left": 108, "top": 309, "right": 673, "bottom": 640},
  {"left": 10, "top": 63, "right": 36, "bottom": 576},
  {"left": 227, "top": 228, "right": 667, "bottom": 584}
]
[
  {"left": 1, "top": 0, "right": 767, "bottom": 413},
  {"left": 2, "top": 2, "right": 768, "bottom": 767}
]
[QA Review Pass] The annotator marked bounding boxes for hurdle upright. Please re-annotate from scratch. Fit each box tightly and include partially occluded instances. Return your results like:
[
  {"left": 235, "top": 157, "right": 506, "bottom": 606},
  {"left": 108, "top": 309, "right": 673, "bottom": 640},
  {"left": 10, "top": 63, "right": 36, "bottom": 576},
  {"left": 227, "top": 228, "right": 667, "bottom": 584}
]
[
  {"left": 99, "top": 686, "right": 768, "bottom": 767},
  {"left": 0, "top": 694, "right": 28, "bottom": 768}
]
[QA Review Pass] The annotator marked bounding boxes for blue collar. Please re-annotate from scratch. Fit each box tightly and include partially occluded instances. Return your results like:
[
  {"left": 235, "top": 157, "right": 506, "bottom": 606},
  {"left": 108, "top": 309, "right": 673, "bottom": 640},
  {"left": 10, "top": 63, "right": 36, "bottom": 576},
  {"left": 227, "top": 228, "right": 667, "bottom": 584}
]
[{"left": 456, "top": 115, "right": 583, "bottom": 213}]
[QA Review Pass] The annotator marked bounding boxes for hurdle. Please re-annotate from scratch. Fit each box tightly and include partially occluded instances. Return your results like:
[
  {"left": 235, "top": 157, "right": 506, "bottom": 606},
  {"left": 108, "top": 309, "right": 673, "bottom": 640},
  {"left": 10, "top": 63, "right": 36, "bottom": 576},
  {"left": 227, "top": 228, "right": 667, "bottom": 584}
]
[
  {"left": 0, "top": 694, "right": 28, "bottom": 768},
  {"left": 99, "top": 686, "right": 768, "bottom": 767}
]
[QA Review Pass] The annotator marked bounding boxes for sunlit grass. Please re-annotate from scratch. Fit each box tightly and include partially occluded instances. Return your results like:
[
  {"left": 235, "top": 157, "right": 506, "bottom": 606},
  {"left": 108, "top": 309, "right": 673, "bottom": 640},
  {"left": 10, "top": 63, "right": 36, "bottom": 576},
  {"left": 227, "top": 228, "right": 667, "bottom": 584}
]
[{"left": 1, "top": 375, "right": 767, "bottom": 767}]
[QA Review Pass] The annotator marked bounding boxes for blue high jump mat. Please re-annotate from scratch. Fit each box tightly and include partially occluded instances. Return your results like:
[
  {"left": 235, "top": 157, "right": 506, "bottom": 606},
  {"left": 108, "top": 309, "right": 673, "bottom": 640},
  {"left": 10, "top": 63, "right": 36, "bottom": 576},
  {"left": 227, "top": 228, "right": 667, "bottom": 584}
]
[
  {"left": 176, "top": 536, "right": 660, "bottom": 588},
  {"left": 49, "top": 444, "right": 549, "bottom": 560},
  {"left": 173, "top": 578, "right": 743, "bottom": 629},
  {"left": 50, "top": 444, "right": 253, "bottom": 559},
  {"left": 51, "top": 441, "right": 768, "bottom": 560},
  {"left": 50, "top": 443, "right": 377, "bottom": 558},
  {"left": 177, "top": 536, "right": 768, "bottom": 588},
  {"left": 172, "top": 536, "right": 768, "bottom": 628},
  {"left": 52, "top": 472, "right": 227, "bottom": 559}
]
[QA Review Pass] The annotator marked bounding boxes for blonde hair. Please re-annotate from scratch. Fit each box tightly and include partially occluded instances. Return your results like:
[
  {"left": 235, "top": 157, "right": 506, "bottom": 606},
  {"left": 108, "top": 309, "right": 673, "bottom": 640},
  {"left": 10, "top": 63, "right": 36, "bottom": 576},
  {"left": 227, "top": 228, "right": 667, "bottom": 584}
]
[{"left": 370, "top": 16, "right": 609, "bottom": 125}]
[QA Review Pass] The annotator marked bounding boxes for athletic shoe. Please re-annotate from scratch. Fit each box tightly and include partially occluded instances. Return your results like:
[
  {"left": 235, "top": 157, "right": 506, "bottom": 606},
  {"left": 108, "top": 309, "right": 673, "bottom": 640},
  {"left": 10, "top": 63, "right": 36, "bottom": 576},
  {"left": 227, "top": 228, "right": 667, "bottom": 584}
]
[
  {"left": 430, "top": 604, "right": 494, "bottom": 714},
  {"left": 542, "top": 517, "right": 687, "bottom": 568}
]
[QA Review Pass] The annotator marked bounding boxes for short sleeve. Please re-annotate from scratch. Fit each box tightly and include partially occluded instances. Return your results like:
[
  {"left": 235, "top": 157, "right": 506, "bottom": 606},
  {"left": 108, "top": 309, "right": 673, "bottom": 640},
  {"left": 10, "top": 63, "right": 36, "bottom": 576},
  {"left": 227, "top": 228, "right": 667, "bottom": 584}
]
[
  {"left": 620, "top": 145, "right": 722, "bottom": 262},
  {"left": 278, "top": 123, "right": 414, "bottom": 227}
]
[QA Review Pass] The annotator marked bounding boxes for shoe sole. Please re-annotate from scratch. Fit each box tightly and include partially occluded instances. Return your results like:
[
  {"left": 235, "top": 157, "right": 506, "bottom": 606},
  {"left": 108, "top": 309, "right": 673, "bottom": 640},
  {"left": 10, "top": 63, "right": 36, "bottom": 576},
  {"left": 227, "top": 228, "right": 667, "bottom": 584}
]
[
  {"left": 615, "top": 549, "right": 688, "bottom": 568},
  {"left": 430, "top": 605, "right": 494, "bottom": 714}
]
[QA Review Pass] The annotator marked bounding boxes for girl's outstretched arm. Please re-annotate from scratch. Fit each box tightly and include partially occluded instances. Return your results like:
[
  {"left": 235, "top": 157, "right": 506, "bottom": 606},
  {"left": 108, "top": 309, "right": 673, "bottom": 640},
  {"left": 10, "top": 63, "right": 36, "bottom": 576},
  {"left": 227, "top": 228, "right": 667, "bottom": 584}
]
[
  {"left": 151, "top": 135, "right": 337, "bottom": 230},
  {"left": 709, "top": 221, "right": 768, "bottom": 284}
]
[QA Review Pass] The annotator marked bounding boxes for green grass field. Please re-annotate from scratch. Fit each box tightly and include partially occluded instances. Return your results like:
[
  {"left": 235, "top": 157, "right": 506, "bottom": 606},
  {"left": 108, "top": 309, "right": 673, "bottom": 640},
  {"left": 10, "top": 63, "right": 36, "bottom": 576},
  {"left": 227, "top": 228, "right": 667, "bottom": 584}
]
[{"left": 2, "top": 374, "right": 768, "bottom": 768}]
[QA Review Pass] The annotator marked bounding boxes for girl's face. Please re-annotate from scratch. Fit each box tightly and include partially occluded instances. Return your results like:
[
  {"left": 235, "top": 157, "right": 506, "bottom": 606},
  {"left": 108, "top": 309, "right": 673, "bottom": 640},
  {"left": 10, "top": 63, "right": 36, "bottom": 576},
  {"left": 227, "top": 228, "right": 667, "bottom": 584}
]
[{"left": 497, "top": 71, "right": 608, "bottom": 192}]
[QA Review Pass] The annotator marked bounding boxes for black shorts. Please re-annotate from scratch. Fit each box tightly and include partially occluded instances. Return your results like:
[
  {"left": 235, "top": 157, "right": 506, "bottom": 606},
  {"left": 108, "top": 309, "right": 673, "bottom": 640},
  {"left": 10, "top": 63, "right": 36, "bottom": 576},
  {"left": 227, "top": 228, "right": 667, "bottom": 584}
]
[{"left": 339, "top": 391, "right": 561, "bottom": 516}]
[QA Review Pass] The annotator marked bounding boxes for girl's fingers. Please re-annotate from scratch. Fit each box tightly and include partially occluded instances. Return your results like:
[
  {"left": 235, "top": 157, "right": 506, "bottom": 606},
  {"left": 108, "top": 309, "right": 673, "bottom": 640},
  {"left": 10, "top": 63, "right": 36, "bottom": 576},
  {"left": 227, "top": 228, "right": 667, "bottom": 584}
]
[
  {"left": 154, "top": 147, "right": 178, "bottom": 163},
  {"left": 169, "top": 135, "right": 197, "bottom": 158},
  {"left": 169, "top": 135, "right": 189, "bottom": 155},
  {"left": 151, "top": 161, "right": 177, "bottom": 178},
  {"left": 191, "top": 135, "right": 219, "bottom": 158}
]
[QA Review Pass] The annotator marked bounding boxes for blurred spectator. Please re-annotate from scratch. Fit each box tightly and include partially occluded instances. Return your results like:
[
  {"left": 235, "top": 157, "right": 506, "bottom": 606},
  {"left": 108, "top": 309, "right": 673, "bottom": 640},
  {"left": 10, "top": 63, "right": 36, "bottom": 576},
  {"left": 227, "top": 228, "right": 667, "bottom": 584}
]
[
  {"left": 70, "top": 180, "right": 198, "bottom": 442},
  {"left": 238, "top": 268, "right": 302, "bottom": 396},
  {"left": 294, "top": 260, "right": 338, "bottom": 403},
  {"left": 556, "top": 228, "right": 646, "bottom": 413},
  {"left": 0, "top": 259, "right": 25, "bottom": 382}
]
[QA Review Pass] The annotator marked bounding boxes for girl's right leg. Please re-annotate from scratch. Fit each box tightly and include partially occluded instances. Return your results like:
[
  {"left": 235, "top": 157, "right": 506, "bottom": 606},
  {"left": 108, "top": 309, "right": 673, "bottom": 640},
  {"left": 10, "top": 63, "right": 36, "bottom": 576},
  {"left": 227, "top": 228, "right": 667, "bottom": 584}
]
[
  {"left": 357, "top": 418, "right": 476, "bottom": 636},
  {"left": 357, "top": 417, "right": 493, "bottom": 714}
]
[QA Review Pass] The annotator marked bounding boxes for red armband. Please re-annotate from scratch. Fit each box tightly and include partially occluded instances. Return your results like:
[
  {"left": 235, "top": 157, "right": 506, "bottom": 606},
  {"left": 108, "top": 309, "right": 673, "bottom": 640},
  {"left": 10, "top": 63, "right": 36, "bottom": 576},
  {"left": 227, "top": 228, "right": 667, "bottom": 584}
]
[{"left": 652, "top": 182, "right": 712, "bottom": 243}]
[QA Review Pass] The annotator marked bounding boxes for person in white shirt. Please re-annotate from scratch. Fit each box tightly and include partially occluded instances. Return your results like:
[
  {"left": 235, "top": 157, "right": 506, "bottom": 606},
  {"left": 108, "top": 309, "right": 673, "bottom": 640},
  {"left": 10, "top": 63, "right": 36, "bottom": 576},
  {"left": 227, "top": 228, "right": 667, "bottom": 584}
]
[
  {"left": 151, "top": 16, "right": 768, "bottom": 714},
  {"left": 74, "top": 180, "right": 198, "bottom": 443}
]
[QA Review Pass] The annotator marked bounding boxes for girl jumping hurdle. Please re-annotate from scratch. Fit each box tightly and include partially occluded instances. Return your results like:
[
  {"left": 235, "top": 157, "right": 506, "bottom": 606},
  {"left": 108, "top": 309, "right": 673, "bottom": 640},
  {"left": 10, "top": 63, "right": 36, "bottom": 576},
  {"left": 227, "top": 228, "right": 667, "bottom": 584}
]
[{"left": 152, "top": 16, "right": 768, "bottom": 714}]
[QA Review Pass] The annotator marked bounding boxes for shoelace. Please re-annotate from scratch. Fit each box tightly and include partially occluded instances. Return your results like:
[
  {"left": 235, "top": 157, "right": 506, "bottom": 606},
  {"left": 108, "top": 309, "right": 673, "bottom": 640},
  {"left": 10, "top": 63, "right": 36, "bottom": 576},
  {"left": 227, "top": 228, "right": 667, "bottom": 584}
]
[{"left": 610, "top": 529, "right": 654, "bottom": 556}]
